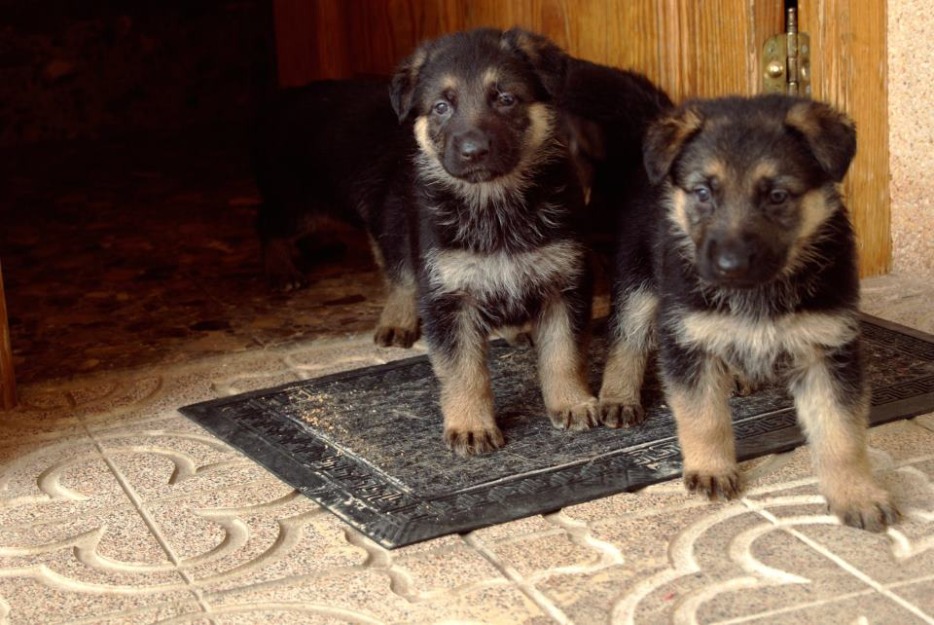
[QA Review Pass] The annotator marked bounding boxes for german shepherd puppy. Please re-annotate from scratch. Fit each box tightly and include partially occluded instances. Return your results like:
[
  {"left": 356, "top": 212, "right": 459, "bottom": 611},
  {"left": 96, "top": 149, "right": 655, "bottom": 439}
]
[
  {"left": 252, "top": 80, "right": 420, "bottom": 348},
  {"left": 599, "top": 95, "right": 900, "bottom": 531},
  {"left": 390, "top": 28, "right": 599, "bottom": 456}
]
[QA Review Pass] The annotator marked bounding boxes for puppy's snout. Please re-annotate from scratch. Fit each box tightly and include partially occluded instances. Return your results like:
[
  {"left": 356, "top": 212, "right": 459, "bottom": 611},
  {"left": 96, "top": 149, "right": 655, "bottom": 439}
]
[
  {"left": 454, "top": 131, "right": 490, "bottom": 162},
  {"left": 713, "top": 240, "right": 750, "bottom": 277},
  {"left": 705, "top": 234, "right": 755, "bottom": 282}
]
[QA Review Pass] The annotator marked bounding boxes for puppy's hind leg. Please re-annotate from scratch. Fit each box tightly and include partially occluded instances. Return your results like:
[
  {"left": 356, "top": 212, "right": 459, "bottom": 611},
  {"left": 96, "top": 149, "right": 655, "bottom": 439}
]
[
  {"left": 791, "top": 339, "right": 900, "bottom": 532},
  {"left": 534, "top": 295, "right": 598, "bottom": 431}
]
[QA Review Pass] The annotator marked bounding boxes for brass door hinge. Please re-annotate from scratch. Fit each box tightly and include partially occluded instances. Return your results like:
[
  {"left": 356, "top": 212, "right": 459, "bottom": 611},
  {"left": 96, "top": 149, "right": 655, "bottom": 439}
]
[{"left": 762, "top": 7, "right": 811, "bottom": 96}]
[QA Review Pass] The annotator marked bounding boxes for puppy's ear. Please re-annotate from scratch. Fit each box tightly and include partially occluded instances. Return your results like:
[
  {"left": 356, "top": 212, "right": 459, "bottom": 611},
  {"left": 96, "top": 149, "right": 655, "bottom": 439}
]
[
  {"left": 501, "top": 28, "right": 568, "bottom": 99},
  {"left": 643, "top": 105, "right": 704, "bottom": 184},
  {"left": 390, "top": 44, "right": 429, "bottom": 123},
  {"left": 784, "top": 100, "right": 857, "bottom": 182}
]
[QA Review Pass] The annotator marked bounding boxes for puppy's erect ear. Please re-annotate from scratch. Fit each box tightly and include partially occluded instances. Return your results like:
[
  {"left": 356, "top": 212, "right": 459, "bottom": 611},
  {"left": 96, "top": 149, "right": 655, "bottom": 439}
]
[
  {"left": 784, "top": 99, "right": 857, "bottom": 182},
  {"left": 390, "top": 44, "right": 429, "bottom": 123},
  {"left": 643, "top": 105, "right": 704, "bottom": 184},
  {"left": 500, "top": 27, "right": 569, "bottom": 99}
]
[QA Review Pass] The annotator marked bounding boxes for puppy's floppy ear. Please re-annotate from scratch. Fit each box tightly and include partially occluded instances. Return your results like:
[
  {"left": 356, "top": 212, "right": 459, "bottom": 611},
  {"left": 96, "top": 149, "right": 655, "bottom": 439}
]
[
  {"left": 390, "top": 44, "right": 429, "bottom": 123},
  {"left": 784, "top": 99, "right": 857, "bottom": 182},
  {"left": 500, "top": 27, "right": 569, "bottom": 99},
  {"left": 643, "top": 105, "right": 704, "bottom": 184}
]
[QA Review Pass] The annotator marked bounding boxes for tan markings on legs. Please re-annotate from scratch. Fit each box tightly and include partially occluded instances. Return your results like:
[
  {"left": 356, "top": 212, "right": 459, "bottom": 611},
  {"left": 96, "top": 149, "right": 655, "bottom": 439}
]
[
  {"left": 496, "top": 323, "right": 534, "bottom": 348},
  {"left": 599, "top": 340, "right": 648, "bottom": 428},
  {"left": 793, "top": 359, "right": 899, "bottom": 531},
  {"left": 374, "top": 274, "right": 420, "bottom": 348},
  {"left": 432, "top": 311, "right": 503, "bottom": 456},
  {"left": 599, "top": 288, "right": 657, "bottom": 428},
  {"left": 533, "top": 296, "right": 597, "bottom": 431},
  {"left": 667, "top": 358, "right": 740, "bottom": 500}
]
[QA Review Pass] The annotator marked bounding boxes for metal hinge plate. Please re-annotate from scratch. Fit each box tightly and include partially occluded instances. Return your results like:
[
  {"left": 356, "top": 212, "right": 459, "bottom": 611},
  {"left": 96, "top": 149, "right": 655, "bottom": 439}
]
[{"left": 762, "top": 8, "right": 811, "bottom": 96}]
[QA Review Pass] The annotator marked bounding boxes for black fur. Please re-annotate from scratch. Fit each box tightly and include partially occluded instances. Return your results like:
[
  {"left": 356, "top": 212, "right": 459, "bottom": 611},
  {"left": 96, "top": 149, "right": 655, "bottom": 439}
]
[
  {"left": 251, "top": 80, "right": 421, "bottom": 347},
  {"left": 599, "top": 94, "right": 899, "bottom": 531},
  {"left": 391, "top": 28, "right": 599, "bottom": 455}
]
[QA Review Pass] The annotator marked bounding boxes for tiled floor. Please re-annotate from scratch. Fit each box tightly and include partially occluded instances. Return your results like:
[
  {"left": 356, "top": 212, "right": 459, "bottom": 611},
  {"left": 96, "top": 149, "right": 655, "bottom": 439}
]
[{"left": 1, "top": 132, "right": 932, "bottom": 624}]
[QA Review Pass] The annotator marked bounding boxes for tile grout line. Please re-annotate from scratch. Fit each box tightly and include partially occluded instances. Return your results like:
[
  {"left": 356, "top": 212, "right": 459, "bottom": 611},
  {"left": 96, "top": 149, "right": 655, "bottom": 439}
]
[
  {"left": 80, "top": 421, "right": 216, "bottom": 621},
  {"left": 756, "top": 508, "right": 934, "bottom": 625},
  {"left": 462, "top": 533, "right": 575, "bottom": 625}
]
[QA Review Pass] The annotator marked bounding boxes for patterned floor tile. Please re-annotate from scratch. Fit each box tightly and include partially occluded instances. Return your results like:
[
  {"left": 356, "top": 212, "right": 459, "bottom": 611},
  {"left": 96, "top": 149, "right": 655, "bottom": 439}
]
[
  {"left": 145, "top": 488, "right": 365, "bottom": 594},
  {"left": 202, "top": 570, "right": 549, "bottom": 625}
]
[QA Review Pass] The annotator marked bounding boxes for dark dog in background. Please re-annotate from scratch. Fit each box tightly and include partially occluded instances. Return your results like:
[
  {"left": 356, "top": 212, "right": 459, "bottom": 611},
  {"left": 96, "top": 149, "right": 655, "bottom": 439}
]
[
  {"left": 390, "top": 28, "right": 600, "bottom": 455},
  {"left": 252, "top": 80, "right": 420, "bottom": 348},
  {"left": 598, "top": 94, "right": 900, "bottom": 531},
  {"left": 553, "top": 58, "right": 673, "bottom": 265}
]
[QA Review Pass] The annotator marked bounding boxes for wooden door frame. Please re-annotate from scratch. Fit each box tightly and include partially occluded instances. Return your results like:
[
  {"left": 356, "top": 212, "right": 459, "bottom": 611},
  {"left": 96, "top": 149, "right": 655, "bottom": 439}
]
[{"left": 0, "top": 262, "right": 16, "bottom": 409}]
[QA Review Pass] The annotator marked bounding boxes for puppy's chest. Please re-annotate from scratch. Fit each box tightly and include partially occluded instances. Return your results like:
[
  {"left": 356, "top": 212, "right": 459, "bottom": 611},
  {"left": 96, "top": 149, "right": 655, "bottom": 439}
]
[
  {"left": 425, "top": 241, "right": 584, "bottom": 303},
  {"left": 675, "top": 310, "right": 859, "bottom": 378}
]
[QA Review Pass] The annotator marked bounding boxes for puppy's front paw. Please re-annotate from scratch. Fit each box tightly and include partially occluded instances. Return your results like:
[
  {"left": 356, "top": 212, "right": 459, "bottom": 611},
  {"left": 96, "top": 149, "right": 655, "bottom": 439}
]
[
  {"left": 826, "top": 484, "right": 901, "bottom": 532},
  {"left": 548, "top": 397, "right": 598, "bottom": 431},
  {"left": 444, "top": 425, "right": 505, "bottom": 457},
  {"left": 267, "top": 267, "right": 308, "bottom": 292},
  {"left": 599, "top": 400, "right": 646, "bottom": 429},
  {"left": 684, "top": 469, "right": 742, "bottom": 501},
  {"left": 373, "top": 324, "right": 420, "bottom": 348}
]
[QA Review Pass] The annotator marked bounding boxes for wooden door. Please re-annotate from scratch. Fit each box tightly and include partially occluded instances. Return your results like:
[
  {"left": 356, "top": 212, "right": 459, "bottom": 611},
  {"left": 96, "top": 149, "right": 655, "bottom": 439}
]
[{"left": 272, "top": 0, "right": 891, "bottom": 277}]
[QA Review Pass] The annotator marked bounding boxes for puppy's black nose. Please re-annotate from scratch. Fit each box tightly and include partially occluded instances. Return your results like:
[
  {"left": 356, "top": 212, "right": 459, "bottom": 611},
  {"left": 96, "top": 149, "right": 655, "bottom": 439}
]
[
  {"left": 455, "top": 132, "right": 490, "bottom": 162},
  {"left": 716, "top": 248, "right": 747, "bottom": 276},
  {"left": 711, "top": 240, "right": 751, "bottom": 279}
]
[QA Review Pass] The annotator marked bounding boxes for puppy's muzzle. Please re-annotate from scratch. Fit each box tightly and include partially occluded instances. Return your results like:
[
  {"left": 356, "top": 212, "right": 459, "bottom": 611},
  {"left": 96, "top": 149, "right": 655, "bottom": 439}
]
[
  {"left": 701, "top": 232, "right": 770, "bottom": 288},
  {"left": 453, "top": 130, "right": 491, "bottom": 164}
]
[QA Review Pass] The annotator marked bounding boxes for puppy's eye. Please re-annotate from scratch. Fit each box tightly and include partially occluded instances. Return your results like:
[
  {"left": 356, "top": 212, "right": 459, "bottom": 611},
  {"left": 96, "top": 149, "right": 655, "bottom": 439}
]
[
  {"left": 496, "top": 92, "right": 517, "bottom": 108},
  {"left": 693, "top": 186, "right": 712, "bottom": 203},
  {"left": 768, "top": 189, "right": 789, "bottom": 204},
  {"left": 433, "top": 101, "right": 451, "bottom": 115}
]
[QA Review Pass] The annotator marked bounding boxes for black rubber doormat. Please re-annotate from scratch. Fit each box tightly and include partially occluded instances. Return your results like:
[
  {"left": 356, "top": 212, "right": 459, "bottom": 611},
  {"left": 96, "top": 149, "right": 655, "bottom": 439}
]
[{"left": 180, "top": 315, "right": 934, "bottom": 548}]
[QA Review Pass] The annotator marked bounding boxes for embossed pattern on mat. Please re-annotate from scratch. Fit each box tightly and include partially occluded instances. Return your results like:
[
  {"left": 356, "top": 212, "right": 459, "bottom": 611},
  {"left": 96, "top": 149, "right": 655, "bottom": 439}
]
[{"left": 180, "top": 315, "right": 934, "bottom": 548}]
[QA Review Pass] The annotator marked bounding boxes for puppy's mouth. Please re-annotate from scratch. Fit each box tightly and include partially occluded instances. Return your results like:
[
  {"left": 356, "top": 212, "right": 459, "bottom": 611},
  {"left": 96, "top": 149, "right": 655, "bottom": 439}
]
[{"left": 451, "top": 167, "right": 499, "bottom": 183}]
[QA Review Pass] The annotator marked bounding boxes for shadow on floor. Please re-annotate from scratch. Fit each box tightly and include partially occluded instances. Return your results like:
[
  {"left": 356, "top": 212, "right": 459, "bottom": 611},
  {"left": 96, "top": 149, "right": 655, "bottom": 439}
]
[{"left": 1, "top": 125, "right": 386, "bottom": 385}]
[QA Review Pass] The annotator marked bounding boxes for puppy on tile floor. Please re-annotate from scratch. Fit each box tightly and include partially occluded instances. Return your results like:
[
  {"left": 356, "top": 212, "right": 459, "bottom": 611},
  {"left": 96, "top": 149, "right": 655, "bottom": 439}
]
[
  {"left": 390, "top": 27, "right": 605, "bottom": 456},
  {"left": 598, "top": 94, "right": 900, "bottom": 531}
]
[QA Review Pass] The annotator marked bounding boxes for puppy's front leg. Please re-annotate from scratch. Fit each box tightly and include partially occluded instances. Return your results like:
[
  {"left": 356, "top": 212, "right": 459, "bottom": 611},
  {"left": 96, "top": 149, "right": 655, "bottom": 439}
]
[
  {"left": 792, "top": 341, "right": 900, "bottom": 531},
  {"left": 534, "top": 296, "right": 598, "bottom": 430},
  {"left": 428, "top": 308, "right": 504, "bottom": 456},
  {"left": 662, "top": 342, "right": 740, "bottom": 500},
  {"left": 599, "top": 287, "right": 657, "bottom": 428}
]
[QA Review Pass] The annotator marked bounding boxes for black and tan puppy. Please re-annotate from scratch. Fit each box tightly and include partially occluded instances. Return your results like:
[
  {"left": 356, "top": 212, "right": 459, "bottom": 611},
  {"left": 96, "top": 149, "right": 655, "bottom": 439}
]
[
  {"left": 252, "top": 80, "right": 420, "bottom": 348},
  {"left": 599, "top": 94, "right": 900, "bottom": 531},
  {"left": 390, "top": 28, "right": 599, "bottom": 455}
]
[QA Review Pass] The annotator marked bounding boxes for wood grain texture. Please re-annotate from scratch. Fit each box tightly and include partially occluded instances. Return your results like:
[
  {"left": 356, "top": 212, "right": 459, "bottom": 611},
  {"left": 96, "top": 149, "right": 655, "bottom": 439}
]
[
  {"left": 800, "top": 0, "right": 891, "bottom": 277},
  {"left": 0, "top": 261, "right": 16, "bottom": 409},
  {"left": 271, "top": 0, "right": 890, "bottom": 276}
]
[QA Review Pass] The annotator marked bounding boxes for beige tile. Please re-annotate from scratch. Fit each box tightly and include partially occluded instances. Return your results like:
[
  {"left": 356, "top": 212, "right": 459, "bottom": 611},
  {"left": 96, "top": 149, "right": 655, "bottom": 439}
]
[
  {"left": 0, "top": 437, "right": 135, "bottom": 529},
  {"left": 740, "top": 457, "right": 934, "bottom": 588},
  {"left": 143, "top": 487, "right": 365, "bottom": 593},
  {"left": 707, "top": 590, "right": 931, "bottom": 625},
  {"left": 889, "top": 576, "right": 934, "bottom": 619},
  {"left": 92, "top": 415, "right": 281, "bottom": 502},
  {"left": 202, "top": 570, "right": 548, "bottom": 624},
  {"left": 0, "top": 505, "right": 195, "bottom": 623},
  {"left": 391, "top": 541, "right": 509, "bottom": 601},
  {"left": 0, "top": 593, "right": 207, "bottom": 625}
]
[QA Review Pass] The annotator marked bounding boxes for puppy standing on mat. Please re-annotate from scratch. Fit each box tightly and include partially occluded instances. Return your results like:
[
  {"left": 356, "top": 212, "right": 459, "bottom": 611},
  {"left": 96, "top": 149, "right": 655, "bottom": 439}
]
[
  {"left": 599, "top": 95, "right": 900, "bottom": 530},
  {"left": 390, "top": 28, "right": 599, "bottom": 456}
]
